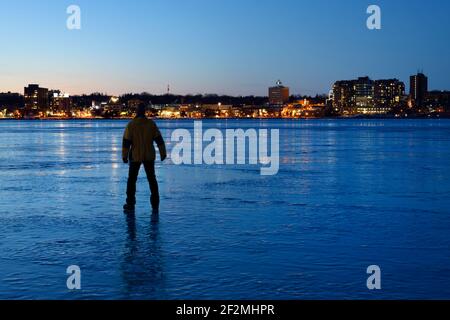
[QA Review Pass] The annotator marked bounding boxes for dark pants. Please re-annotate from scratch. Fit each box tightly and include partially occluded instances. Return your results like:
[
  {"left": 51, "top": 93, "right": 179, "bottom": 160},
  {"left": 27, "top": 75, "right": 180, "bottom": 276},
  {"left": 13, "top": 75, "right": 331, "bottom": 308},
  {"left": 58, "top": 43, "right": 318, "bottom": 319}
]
[{"left": 126, "top": 161, "right": 159, "bottom": 209}]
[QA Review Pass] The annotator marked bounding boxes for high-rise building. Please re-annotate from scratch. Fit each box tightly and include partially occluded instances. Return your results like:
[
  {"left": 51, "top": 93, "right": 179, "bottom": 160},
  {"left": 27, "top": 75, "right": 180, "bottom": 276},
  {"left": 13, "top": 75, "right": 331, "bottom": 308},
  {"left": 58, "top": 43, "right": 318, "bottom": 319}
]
[
  {"left": 49, "top": 90, "right": 71, "bottom": 113},
  {"left": 332, "top": 77, "right": 405, "bottom": 114},
  {"left": 354, "top": 76, "right": 374, "bottom": 110},
  {"left": 269, "top": 80, "right": 289, "bottom": 105},
  {"left": 332, "top": 77, "right": 374, "bottom": 114},
  {"left": 332, "top": 80, "right": 355, "bottom": 114},
  {"left": 410, "top": 73, "right": 428, "bottom": 107},
  {"left": 374, "top": 79, "right": 405, "bottom": 109},
  {"left": 24, "top": 84, "right": 48, "bottom": 112}
]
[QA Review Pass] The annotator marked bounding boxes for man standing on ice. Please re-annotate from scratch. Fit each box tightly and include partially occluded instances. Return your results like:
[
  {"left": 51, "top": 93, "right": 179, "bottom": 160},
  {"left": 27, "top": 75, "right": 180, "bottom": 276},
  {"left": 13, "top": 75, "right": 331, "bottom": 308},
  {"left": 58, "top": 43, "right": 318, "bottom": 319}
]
[{"left": 122, "top": 103, "right": 167, "bottom": 214}]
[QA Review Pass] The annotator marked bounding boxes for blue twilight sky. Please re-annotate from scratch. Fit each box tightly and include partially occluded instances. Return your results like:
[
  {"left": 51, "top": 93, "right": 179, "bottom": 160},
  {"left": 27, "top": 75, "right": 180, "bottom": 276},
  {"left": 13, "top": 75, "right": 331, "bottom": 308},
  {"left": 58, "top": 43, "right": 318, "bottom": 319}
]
[{"left": 0, "top": 0, "right": 449, "bottom": 96}]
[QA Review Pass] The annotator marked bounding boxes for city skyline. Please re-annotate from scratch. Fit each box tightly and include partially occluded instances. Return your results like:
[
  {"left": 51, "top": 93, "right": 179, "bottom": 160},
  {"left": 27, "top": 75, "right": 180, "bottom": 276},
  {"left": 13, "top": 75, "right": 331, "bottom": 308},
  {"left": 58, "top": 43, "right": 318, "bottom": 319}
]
[
  {"left": 0, "top": 70, "right": 447, "bottom": 120},
  {"left": 0, "top": 70, "right": 445, "bottom": 98},
  {"left": 1, "top": 0, "right": 450, "bottom": 96}
]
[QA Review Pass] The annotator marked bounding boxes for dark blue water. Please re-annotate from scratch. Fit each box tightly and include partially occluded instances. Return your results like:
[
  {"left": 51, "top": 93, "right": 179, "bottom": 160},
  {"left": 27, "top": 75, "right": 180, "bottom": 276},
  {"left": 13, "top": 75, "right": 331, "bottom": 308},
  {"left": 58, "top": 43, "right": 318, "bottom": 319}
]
[{"left": 0, "top": 119, "right": 450, "bottom": 299}]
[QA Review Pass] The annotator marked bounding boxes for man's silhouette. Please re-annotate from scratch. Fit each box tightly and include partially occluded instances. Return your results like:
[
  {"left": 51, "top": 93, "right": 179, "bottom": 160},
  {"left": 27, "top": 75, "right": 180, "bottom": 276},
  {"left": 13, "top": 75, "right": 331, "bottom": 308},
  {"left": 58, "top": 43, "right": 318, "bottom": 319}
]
[{"left": 122, "top": 104, "right": 166, "bottom": 214}]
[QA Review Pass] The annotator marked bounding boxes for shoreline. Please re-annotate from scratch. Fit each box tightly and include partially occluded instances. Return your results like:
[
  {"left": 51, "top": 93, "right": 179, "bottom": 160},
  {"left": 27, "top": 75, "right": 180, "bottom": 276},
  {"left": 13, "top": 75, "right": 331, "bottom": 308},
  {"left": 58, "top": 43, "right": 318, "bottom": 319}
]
[{"left": 1, "top": 116, "right": 449, "bottom": 121}]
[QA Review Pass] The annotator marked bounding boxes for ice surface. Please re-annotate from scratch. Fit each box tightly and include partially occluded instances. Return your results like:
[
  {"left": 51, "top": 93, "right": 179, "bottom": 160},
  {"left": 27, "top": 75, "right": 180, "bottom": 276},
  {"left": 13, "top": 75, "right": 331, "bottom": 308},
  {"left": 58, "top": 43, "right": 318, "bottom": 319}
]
[{"left": 0, "top": 119, "right": 450, "bottom": 299}]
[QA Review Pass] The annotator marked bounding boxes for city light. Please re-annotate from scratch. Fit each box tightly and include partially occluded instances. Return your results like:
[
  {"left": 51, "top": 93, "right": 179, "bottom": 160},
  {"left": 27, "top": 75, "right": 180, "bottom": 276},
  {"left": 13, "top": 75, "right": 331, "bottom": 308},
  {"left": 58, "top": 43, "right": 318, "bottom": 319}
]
[{"left": 0, "top": 74, "right": 448, "bottom": 120}]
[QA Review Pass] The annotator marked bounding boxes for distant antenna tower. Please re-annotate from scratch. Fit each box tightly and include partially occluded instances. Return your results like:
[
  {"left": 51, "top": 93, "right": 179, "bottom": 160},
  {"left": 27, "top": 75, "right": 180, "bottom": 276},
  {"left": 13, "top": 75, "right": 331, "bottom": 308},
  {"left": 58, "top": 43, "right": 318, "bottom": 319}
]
[{"left": 167, "top": 84, "right": 170, "bottom": 94}]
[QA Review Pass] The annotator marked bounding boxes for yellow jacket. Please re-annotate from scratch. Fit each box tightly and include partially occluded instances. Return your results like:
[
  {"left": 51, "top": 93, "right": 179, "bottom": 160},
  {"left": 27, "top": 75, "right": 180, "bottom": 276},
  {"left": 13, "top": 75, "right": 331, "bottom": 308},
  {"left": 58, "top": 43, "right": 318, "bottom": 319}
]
[{"left": 122, "top": 117, "right": 167, "bottom": 162}]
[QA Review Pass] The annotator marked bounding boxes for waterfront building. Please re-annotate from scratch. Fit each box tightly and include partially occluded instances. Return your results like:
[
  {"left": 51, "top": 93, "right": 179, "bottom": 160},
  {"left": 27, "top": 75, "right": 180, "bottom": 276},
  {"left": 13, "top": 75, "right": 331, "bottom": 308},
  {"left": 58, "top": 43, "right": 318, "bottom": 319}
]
[
  {"left": 333, "top": 77, "right": 405, "bottom": 115},
  {"left": 426, "top": 91, "right": 450, "bottom": 113},
  {"left": 49, "top": 90, "right": 72, "bottom": 115},
  {"left": 269, "top": 80, "right": 289, "bottom": 105},
  {"left": 24, "top": 84, "right": 48, "bottom": 112},
  {"left": 410, "top": 73, "right": 428, "bottom": 107},
  {"left": 332, "top": 77, "right": 373, "bottom": 114},
  {"left": 374, "top": 79, "right": 405, "bottom": 109}
]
